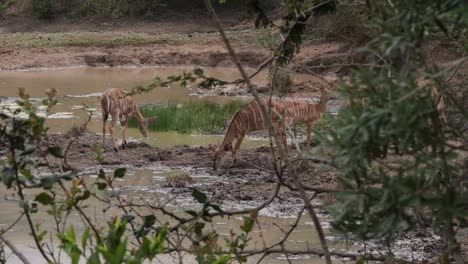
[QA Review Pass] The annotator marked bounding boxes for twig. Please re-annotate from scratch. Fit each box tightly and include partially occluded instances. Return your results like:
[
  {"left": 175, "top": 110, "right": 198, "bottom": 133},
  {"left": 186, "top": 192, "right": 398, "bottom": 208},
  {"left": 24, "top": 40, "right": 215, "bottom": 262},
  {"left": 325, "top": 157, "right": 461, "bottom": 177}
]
[
  {"left": 204, "top": 0, "right": 288, "bottom": 163},
  {"left": 0, "top": 212, "right": 24, "bottom": 236},
  {"left": 291, "top": 162, "right": 332, "bottom": 264},
  {"left": 10, "top": 147, "right": 52, "bottom": 263},
  {"left": 0, "top": 235, "right": 31, "bottom": 264}
]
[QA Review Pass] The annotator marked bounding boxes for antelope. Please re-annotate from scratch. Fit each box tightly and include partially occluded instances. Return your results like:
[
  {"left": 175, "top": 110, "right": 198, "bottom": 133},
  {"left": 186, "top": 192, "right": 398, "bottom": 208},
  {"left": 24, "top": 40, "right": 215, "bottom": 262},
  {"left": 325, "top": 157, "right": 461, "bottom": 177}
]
[
  {"left": 279, "top": 87, "right": 328, "bottom": 149},
  {"left": 427, "top": 83, "right": 447, "bottom": 127},
  {"left": 101, "top": 88, "right": 157, "bottom": 152},
  {"left": 210, "top": 98, "right": 288, "bottom": 170}
]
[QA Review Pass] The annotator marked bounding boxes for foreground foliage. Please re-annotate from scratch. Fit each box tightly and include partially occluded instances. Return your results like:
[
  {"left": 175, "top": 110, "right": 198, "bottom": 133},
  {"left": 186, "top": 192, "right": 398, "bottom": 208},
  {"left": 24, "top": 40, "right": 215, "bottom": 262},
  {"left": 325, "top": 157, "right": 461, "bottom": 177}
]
[{"left": 0, "top": 0, "right": 467, "bottom": 263}]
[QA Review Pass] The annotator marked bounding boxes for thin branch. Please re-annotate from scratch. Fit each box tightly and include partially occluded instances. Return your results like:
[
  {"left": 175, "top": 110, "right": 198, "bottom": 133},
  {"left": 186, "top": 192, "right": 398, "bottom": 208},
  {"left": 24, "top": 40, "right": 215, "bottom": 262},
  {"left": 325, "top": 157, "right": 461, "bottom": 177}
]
[
  {"left": 290, "top": 163, "right": 331, "bottom": 264},
  {"left": 0, "top": 235, "right": 31, "bottom": 264},
  {"left": 204, "top": 0, "right": 288, "bottom": 163},
  {"left": 0, "top": 212, "right": 24, "bottom": 236},
  {"left": 10, "top": 147, "right": 52, "bottom": 263}
]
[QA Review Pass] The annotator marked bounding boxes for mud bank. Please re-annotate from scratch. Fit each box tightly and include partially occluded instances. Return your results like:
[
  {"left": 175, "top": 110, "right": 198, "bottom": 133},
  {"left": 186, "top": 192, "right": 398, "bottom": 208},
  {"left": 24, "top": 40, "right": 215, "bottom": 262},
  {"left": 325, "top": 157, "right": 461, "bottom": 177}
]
[
  {"left": 0, "top": 45, "right": 271, "bottom": 71},
  {"left": 46, "top": 132, "right": 337, "bottom": 212},
  {"left": 44, "top": 132, "right": 448, "bottom": 262}
]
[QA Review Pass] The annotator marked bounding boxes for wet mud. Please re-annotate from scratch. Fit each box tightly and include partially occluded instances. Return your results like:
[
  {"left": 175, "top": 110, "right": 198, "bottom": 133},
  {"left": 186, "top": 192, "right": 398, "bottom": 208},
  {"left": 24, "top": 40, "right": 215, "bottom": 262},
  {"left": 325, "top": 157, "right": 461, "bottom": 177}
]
[
  {"left": 46, "top": 132, "right": 338, "bottom": 214},
  {"left": 44, "top": 132, "right": 449, "bottom": 262}
]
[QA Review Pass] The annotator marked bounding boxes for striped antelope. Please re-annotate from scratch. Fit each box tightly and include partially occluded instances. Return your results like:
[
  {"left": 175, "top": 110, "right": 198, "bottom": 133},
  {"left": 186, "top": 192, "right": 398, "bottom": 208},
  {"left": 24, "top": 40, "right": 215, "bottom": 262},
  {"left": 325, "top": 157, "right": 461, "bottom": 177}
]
[
  {"left": 419, "top": 80, "right": 447, "bottom": 127},
  {"left": 101, "top": 88, "right": 157, "bottom": 152},
  {"left": 210, "top": 98, "right": 288, "bottom": 170},
  {"left": 280, "top": 87, "right": 328, "bottom": 149}
]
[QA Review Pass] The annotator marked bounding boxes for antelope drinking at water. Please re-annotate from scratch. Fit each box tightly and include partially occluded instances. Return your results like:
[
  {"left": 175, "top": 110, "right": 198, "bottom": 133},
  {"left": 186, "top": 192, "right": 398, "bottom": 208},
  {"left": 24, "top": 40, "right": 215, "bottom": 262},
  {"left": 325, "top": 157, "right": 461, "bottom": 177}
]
[
  {"left": 101, "top": 88, "right": 157, "bottom": 152},
  {"left": 210, "top": 98, "right": 288, "bottom": 170}
]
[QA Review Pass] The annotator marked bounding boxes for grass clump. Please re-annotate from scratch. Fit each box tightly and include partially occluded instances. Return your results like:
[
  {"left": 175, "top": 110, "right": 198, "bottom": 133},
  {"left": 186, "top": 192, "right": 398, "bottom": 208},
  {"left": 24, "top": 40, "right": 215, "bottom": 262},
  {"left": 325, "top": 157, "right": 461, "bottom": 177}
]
[
  {"left": 130, "top": 100, "right": 246, "bottom": 134},
  {"left": 163, "top": 171, "right": 193, "bottom": 188}
]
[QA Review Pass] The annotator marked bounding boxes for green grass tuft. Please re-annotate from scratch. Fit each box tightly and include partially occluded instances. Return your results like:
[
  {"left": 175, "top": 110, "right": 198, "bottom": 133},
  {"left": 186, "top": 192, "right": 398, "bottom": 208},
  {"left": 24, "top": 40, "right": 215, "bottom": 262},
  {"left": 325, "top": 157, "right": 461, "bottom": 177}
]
[{"left": 129, "top": 100, "right": 246, "bottom": 134}]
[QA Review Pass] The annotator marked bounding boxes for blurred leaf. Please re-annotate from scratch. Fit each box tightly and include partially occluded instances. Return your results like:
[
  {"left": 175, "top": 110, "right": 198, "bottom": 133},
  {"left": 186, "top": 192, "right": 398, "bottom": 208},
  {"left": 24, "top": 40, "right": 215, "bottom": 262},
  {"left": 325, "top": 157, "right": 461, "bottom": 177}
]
[
  {"left": 40, "top": 175, "right": 58, "bottom": 189},
  {"left": 35, "top": 192, "right": 54, "bottom": 205},
  {"left": 98, "top": 169, "right": 106, "bottom": 179},
  {"left": 240, "top": 216, "right": 254, "bottom": 233},
  {"left": 121, "top": 214, "right": 135, "bottom": 223},
  {"left": 96, "top": 182, "right": 107, "bottom": 190},
  {"left": 185, "top": 210, "right": 198, "bottom": 218},
  {"left": 81, "top": 226, "right": 89, "bottom": 250},
  {"left": 1, "top": 166, "right": 14, "bottom": 188},
  {"left": 113, "top": 168, "right": 126, "bottom": 178},
  {"left": 192, "top": 189, "right": 207, "bottom": 204},
  {"left": 48, "top": 146, "right": 64, "bottom": 158},
  {"left": 143, "top": 215, "right": 156, "bottom": 227}
]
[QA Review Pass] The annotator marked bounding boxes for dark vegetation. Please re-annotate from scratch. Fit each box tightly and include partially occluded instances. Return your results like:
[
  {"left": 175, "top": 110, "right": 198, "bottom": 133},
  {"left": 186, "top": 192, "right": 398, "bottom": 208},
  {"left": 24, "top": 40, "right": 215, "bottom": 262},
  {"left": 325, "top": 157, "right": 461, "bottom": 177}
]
[{"left": 4, "top": 0, "right": 276, "bottom": 19}]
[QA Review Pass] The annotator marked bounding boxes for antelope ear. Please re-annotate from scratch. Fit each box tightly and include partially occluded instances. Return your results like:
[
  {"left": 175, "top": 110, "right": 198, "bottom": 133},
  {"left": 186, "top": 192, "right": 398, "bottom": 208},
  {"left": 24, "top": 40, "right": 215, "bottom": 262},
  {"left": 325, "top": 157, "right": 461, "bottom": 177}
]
[
  {"left": 147, "top": 117, "right": 158, "bottom": 124},
  {"left": 208, "top": 144, "right": 218, "bottom": 152}
]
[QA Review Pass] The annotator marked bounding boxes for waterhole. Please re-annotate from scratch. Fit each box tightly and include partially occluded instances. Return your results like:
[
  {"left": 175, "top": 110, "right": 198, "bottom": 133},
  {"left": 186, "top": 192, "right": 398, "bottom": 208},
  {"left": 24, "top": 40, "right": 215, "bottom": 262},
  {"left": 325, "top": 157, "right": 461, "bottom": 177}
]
[
  {"left": 0, "top": 66, "right": 342, "bottom": 263},
  {"left": 0, "top": 66, "right": 269, "bottom": 148}
]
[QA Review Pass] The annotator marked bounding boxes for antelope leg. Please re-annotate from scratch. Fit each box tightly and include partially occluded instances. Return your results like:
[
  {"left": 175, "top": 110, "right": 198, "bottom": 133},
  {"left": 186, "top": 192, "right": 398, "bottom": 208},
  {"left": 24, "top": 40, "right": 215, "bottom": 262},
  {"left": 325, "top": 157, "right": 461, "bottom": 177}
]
[{"left": 232, "top": 134, "right": 245, "bottom": 164}]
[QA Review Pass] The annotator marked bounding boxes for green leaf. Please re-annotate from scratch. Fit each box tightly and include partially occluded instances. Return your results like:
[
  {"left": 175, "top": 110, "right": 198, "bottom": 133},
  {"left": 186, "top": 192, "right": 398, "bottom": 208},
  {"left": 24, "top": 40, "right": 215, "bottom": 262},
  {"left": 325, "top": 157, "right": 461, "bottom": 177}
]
[
  {"left": 48, "top": 146, "right": 64, "bottom": 158},
  {"left": 194, "top": 68, "right": 204, "bottom": 76},
  {"left": 98, "top": 169, "right": 106, "bottom": 179},
  {"left": 81, "top": 226, "right": 89, "bottom": 250},
  {"left": 75, "top": 190, "right": 90, "bottom": 202},
  {"left": 210, "top": 204, "right": 223, "bottom": 215},
  {"left": 212, "top": 255, "right": 230, "bottom": 264},
  {"left": 37, "top": 230, "right": 47, "bottom": 243},
  {"left": 35, "top": 192, "right": 54, "bottom": 205},
  {"left": 143, "top": 215, "right": 156, "bottom": 228},
  {"left": 240, "top": 216, "right": 254, "bottom": 233},
  {"left": 96, "top": 182, "right": 107, "bottom": 190},
  {"left": 20, "top": 169, "right": 32, "bottom": 179},
  {"left": 185, "top": 210, "right": 198, "bottom": 217},
  {"left": 113, "top": 168, "right": 126, "bottom": 178},
  {"left": 192, "top": 189, "right": 207, "bottom": 204}
]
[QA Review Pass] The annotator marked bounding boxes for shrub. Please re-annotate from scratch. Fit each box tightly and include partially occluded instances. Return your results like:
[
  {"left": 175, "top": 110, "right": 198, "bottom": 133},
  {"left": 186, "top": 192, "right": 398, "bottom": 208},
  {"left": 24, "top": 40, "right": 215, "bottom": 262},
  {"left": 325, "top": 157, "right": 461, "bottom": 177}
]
[
  {"left": 305, "top": 3, "right": 370, "bottom": 42},
  {"left": 269, "top": 64, "right": 293, "bottom": 95},
  {"left": 31, "top": 0, "right": 53, "bottom": 18}
]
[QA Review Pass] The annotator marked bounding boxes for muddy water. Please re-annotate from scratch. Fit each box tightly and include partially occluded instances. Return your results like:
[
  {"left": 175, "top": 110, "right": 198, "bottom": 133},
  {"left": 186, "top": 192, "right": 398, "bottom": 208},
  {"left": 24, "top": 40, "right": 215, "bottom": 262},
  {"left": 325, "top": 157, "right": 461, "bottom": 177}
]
[
  {"left": 0, "top": 67, "right": 340, "bottom": 263},
  {"left": 0, "top": 166, "right": 344, "bottom": 264},
  {"left": 0, "top": 66, "right": 268, "bottom": 148}
]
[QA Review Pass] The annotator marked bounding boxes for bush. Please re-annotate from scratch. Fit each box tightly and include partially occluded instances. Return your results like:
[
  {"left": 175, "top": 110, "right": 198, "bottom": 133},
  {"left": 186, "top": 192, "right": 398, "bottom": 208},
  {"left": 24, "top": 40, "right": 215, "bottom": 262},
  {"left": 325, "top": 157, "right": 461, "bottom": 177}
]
[
  {"left": 269, "top": 64, "right": 293, "bottom": 95},
  {"left": 305, "top": 3, "right": 370, "bottom": 42},
  {"left": 31, "top": 0, "right": 53, "bottom": 18}
]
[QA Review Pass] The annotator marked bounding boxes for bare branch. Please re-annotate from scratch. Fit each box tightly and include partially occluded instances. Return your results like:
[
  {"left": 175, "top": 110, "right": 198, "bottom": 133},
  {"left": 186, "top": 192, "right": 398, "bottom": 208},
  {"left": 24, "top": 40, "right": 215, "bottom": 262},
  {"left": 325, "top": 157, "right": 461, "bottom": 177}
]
[{"left": 0, "top": 235, "right": 31, "bottom": 264}]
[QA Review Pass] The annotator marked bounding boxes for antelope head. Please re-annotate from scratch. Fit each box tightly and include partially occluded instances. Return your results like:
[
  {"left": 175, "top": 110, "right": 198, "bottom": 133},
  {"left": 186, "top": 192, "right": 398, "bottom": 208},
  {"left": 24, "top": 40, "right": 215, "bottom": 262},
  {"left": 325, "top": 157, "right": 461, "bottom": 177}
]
[
  {"left": 139, "top": 116, "right": 158, "bottom": 138},
  {"left": 209, "top": 142, "right": 232, "bottom": 170}
]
